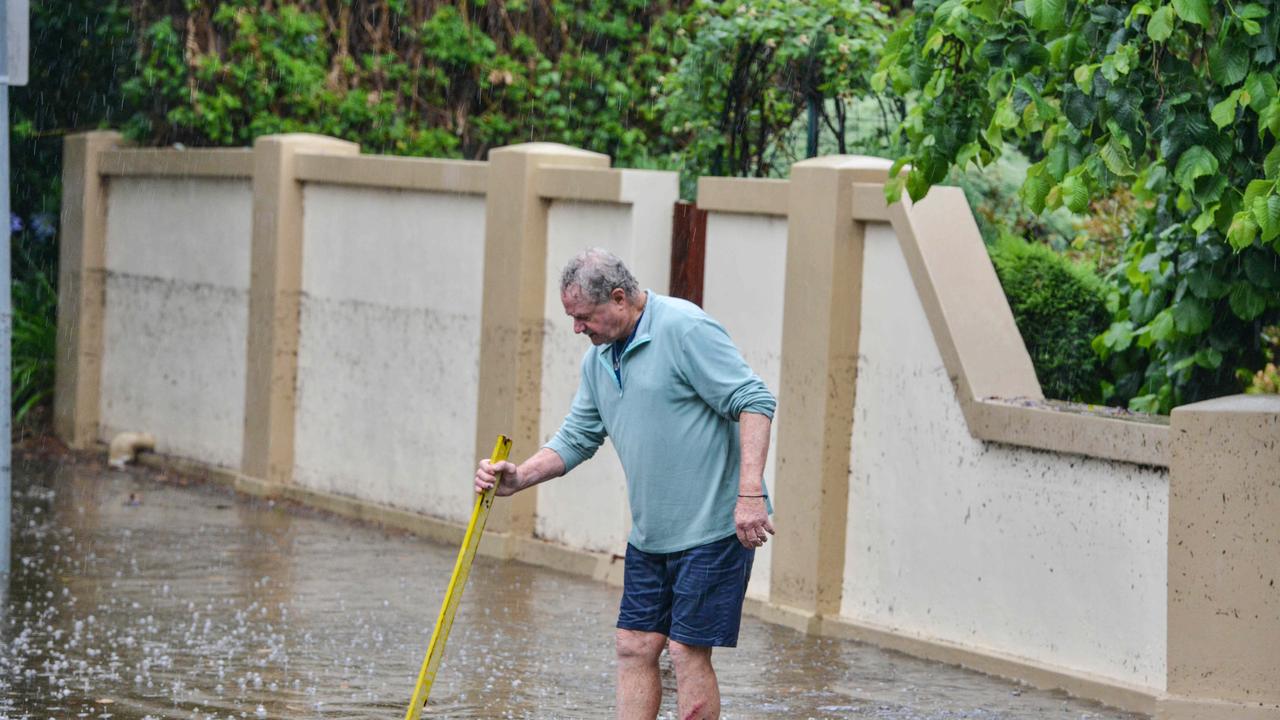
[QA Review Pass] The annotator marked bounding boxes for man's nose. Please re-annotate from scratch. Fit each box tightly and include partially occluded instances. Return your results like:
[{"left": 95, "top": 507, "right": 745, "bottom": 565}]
[{"left": 574, "top": 321, "right": 585, "bottom": 334}]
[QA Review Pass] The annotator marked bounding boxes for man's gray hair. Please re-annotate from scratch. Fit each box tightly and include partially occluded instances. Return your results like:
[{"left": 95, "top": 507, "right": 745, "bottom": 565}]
[{"left": 559, "top": 248, "right": 641, "bottom": 304}]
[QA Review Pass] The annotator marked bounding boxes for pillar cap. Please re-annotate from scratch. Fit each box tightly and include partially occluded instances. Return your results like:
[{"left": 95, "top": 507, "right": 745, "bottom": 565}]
[
  {"left": 1172, "top": 394, "right": 1280, "bottom": 416},
  {"left": 489, "top": 142, "right": 609, "bottom": 161}
]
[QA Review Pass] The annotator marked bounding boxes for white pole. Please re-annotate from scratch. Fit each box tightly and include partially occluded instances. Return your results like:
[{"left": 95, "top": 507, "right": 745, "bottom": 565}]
[
  {"left": 2, "top": 0, "right": 30, "bottom": 579},
  {"left": 1, "top": 83, "right": 11, "bottom": 577}
]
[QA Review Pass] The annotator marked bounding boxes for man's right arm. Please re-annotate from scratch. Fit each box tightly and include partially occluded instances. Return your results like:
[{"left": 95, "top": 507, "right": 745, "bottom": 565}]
[{"left": 475, "top": 447, "right": 567, "bottom": 496}]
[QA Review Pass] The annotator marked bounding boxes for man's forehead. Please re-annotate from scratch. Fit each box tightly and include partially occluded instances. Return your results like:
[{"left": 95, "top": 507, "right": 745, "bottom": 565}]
[{"left": 561, "top": 287, "right": 594, "bottom": 311}]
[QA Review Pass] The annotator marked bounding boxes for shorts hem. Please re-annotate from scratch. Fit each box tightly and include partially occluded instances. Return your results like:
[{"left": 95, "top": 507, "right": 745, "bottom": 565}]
[
  {"left": 668, "top": 631, "right": 737, "bottom": 649},
  {"left": 616, "top": 620, "right": 668, "bottom": 635}
]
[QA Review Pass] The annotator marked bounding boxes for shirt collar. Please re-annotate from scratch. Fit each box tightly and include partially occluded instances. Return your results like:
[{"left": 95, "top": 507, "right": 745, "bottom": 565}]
[{"left": 599, "top": 290, "right": 653, "bottom": 357}]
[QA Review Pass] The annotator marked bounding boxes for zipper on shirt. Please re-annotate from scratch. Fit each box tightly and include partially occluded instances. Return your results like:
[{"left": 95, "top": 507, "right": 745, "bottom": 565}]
[{"left": 600, "top": 336, "right": 651, "bottom": 397}]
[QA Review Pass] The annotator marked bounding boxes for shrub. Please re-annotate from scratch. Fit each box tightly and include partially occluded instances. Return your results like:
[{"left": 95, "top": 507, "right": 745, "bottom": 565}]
[
  {"left": 657, "top": 0, "right": 892, "bottom": 193},
  {"left": 9, "top": 0, "right": 135, "bottom": 425},
  {"left": 949, "top": 147, "right": 1075, "bottom": 248},
  {"left": 121, "top": 1, "right": 685, "bottom": 166},
  {"left": 1243, "top": 325, "right": 1280, "bottom": 394},
  {"left": 989, "top": 235, "right": 1111, "bottom": 403},
  {"left": 11, "top": 261, "right": 58, "bottom": 426},
  {"left": 877, "top": 0, "right": 1280, "bottom": 413}
]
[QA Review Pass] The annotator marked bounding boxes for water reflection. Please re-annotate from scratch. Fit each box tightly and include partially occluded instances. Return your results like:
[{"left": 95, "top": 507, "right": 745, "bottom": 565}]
[{"left": 1, "top": 451, "right": 1146, "bottom": 719}]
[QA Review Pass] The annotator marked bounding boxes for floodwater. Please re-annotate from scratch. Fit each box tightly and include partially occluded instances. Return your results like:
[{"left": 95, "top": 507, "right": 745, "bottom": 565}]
[{"left": 1, "top": 449, "right": 1147, "bottom": 720}]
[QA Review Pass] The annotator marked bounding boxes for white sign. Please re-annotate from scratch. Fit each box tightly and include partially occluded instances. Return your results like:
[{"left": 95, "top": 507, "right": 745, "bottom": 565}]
[{"left": 1, "top": 0, "right": 29, "bottom": 86}]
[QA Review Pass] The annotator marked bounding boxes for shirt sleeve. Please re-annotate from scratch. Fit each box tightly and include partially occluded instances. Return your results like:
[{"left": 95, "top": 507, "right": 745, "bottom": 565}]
[
  {"left": 677, "top": 317, "right": 777, "bottom": 421},
  {"left": 543, "top": 360, "right": 608, "bottom": 473}
]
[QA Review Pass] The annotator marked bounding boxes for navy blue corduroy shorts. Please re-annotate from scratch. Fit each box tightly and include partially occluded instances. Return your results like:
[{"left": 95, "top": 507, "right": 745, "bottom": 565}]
[{"left": 616, "top": 533, "right": 754, "bottom": 648}]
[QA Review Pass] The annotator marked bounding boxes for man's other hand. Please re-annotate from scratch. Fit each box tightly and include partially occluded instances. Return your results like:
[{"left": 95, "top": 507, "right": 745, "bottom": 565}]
[{"left": 734, "top": 497, "right": 774, "bottom": 549}]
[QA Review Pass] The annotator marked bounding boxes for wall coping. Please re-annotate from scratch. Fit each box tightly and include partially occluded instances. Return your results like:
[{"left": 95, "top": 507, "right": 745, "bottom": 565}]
[
  {"left": 99, "top": 148, "right": 254, "bottom": 179},
  {"left": 534, "top": 165, "right": 677, "bottom": 204},
  {"left": 294, "top": 152, "right": 488, "bottom": 195},
  {"left": 697, "top": 177, "right": 789, "bottom": 216}
]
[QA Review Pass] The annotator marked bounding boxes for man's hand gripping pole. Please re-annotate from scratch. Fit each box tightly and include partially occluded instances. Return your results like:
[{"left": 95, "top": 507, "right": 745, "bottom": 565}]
[{"left": 404, "top": 434, "right": 512, "bottom": 719}]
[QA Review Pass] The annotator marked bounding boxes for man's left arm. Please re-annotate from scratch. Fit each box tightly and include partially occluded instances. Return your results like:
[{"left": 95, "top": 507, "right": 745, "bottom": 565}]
[
  {"left": 734, "top": 411, "right": 774, "bottom": 549},
  {"left": 676, "top": 319, "right": 778, "bottom": 549}
]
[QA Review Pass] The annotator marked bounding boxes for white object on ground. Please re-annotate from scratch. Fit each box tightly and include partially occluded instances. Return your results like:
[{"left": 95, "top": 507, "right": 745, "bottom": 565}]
[{"left": 108, "top": 432, "right": 156, "bottom": 469}]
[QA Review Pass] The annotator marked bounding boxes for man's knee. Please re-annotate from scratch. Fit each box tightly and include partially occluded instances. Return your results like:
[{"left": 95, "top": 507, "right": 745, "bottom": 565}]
[
  {"left": 615, "top": 629, "right": 665, "bottom": 664},
  {"left": 666, "top": 639, "right": 712, "bottom": 669}
]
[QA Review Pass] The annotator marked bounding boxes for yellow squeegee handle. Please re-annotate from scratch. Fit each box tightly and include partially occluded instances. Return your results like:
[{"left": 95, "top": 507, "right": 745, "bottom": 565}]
[{"left": 404, "top": 434, "right": 512, "bottom": 720}]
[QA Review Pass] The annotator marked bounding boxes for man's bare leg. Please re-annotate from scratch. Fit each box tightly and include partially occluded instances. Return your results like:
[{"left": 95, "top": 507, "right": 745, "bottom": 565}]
[
  {"left": 668, "top": 640, "right": 719, "bottom": 720},
  {"left": 616, "top": 629, "right": 666, "bottom": 719}
]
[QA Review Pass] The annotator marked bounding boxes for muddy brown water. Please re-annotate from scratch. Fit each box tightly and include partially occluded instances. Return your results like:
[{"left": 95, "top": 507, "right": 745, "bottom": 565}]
[{"left": 1, "top": 452, "right": 1146, "bottom": 719}]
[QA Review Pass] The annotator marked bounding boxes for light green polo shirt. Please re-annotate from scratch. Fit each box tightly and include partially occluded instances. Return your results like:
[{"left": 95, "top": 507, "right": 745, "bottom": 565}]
[{"left": 544, "top": 292, "right": 776, "bottom": 553}]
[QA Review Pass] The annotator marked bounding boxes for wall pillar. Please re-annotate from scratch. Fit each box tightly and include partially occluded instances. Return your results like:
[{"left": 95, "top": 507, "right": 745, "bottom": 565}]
[
  {"left": 475, "top": 143, "right": 610, "bottom": 538},
  {"left": 1161, "top": 394, "right": 1280, "bottom": 719},
  {"left": 242, "top": 134, "right": 359, "bottom": 482},
  {"left": 54, "top": 131, "right": 124, "bottom": 448},
  {"left": 771, "top": 156, "right": 891, "bottom": 623}
]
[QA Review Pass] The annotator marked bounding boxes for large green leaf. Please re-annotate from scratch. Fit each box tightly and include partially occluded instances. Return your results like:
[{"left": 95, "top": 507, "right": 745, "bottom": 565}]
[
  {"left": 1147, "top": 5, "right": 1175, "bottom": 41},
  {"left": 1100, "top": 136, "right": 1136, "bottom": 175},
  {"left": 1211, "top": 90, "right": 1241, "bottom": 129},
  {"left": 1062, "top": 86, "right": 1096, "bottom": 129},
  {"left": 1022, "top": 163, "right": 1053, "bottom": 213},
  {"left": 1252, "top": 194, "right": 1280, "bottom": 242},
  {"left": 1172, "top": 0, "right": 1211, "bottom": 26},
  {"left": 1238, "top": 3, "right": 1269, "bottom": 18},
  {"left": 1174, "top": 145, "right": 1218, "bottom": 190},
  {"left": 1262, "top": 99, "right": 1280, "bottom": 138},
  {"left": 1195, "top": 347, "right": 1224, "bottom": 369},
  {"left": 1265, "top": 143, "right": 1280, "bottom": 178},
  {"left": 1025, "top": 0, "right": 1066, "bottom": 32},
  {"left": 1149, "top": 309, "right": 1176, "bottom": 341},
  {"left": 1209, "top": 41, "right": 1250, "bottom": 86},
  {"left": 1227, "top": 211, "right": 1260, "bottom": 250},
  {"left": 1047, "top": 143, "right": 1071, "bottom": 181},
  {"left": 1244, "top": 179, "right": 1274, "bottom": 207},
  {"left": 1244, "top": 72, "right": 1277, "bottom": 112},
  {"left": 1099, "top": 320, "right": 1135, "bottom": 352},
  {"left": 1172, "top": 297, "right": 1213, "bottom": 334},
  {"left": 1229, "top": 283, "right": 1267, "bottom": 320},
  {"left": 1061, "top": 172, "right": 1090, "bottom": 213},
  {"left": 1073, "top": 63, "right": 1096, "bottom": 93}
]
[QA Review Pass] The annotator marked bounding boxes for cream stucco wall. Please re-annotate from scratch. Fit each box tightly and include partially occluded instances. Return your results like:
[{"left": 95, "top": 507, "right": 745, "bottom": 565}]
[
  {"left": 99, "top": 177, "right": 252, "bottom": 467},
  {"left": 701, "top": 212, "right": 787, "bottom": 601},
  {"left": 293, "top": 184, "right": 486, "bottom": 523},
  {"left": 536, "top": 187, "right": 674, "bottom": 554},
  {"left": 842, "top": 221, "right": 1169, "bottom": 690},
  {"left": 62, "top": 137, "right": 1280, "bottom": 717}
]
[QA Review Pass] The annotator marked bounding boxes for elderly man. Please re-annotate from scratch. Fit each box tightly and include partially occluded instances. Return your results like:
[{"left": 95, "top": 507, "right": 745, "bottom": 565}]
[{"left": 474, "top": 248, "right": 776, "bottom": 720}]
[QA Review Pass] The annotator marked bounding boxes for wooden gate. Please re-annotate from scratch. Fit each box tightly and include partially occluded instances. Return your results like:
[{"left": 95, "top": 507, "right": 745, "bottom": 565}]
[{"left": 669, "top": 201, "right": 707, "bottom": 307}]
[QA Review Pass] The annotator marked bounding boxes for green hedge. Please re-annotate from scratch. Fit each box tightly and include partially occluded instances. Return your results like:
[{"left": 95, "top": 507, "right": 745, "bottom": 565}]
[{"left": 989, "top": 236, "right": 1111, "bottom": 404}]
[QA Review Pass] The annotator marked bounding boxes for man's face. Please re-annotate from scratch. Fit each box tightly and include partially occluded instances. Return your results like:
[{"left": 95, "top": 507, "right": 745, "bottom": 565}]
[{"left": 561, "top": 286, "right": 630, "bottom": 346}]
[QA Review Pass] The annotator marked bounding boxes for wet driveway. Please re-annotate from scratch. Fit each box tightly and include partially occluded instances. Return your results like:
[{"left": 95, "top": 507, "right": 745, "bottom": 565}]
[{"left": 0, "top": 449, "right": 1145, "bottom": 719}]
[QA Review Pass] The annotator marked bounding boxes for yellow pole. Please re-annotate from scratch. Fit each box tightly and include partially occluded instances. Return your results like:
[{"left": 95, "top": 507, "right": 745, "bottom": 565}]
[{"left": 404, "top": 434, "right": 512, "bottom": 719}]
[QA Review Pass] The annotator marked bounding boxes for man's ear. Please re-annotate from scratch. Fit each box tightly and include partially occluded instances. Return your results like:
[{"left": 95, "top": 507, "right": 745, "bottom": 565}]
[{"left": 611, "top": 287, "right": 627, "bottom": 305}]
